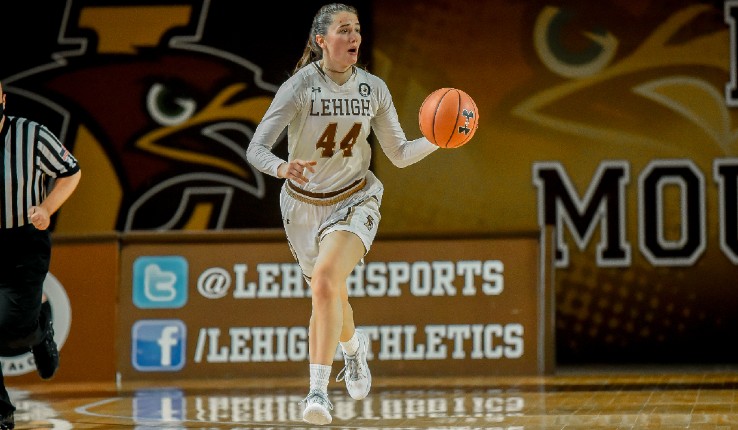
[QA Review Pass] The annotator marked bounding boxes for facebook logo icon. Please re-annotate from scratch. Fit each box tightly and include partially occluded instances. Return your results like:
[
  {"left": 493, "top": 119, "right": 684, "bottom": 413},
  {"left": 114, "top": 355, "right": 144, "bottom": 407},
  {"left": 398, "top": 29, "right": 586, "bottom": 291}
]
[
  {"left": 132, "top": 320, "right": 186, "bottom": 372},
  {"left": 133, "top": 256, "right": 188, "bottom": 309}
]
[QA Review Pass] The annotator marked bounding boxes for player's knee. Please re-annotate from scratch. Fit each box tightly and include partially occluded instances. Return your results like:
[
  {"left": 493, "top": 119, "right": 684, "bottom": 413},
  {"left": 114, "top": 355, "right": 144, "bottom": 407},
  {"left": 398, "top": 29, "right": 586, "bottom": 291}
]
[{"left": 310, "top": 274, "right": 340, "bottom": 302}]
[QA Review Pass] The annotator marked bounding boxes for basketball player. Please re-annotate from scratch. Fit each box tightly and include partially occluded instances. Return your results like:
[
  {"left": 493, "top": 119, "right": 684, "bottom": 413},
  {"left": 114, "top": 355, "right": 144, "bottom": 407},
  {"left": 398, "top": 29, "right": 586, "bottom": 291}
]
[
  {"left": 0, "top": 81, "right": 81, "bottom": 430},
  {"left": 246, "top": 2, "right": 439, "bottom": 426}
]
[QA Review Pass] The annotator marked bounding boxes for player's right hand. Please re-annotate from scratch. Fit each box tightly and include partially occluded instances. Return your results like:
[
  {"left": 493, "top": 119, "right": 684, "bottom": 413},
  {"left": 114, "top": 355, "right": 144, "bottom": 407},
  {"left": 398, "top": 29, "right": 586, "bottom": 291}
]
[{"left": 278, "top": 159, "right": 317, "bottom": 185}]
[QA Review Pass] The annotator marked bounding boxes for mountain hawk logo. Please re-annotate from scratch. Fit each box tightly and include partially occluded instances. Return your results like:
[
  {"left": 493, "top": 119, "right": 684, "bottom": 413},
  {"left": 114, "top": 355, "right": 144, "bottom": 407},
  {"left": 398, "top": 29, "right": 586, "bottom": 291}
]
[
  {"left": 364, "top": 214, "right": 375, "bottom": 231},
  {"left": 3, "top": 0, "right": 282, "bottom": 232}
]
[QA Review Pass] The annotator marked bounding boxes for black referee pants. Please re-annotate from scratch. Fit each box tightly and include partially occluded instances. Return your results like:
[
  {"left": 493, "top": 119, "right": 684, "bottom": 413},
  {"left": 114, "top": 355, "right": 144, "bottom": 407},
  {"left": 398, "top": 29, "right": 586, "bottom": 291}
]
[{"left": 0, "top": 224, "right": 51, "bottom": 415}]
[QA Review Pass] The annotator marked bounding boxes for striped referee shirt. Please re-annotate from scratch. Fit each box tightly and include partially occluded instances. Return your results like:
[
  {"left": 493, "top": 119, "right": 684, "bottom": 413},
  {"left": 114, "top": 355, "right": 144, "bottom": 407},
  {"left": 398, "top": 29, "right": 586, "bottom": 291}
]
[{"left": 1, "top": 115, "right": 79, "bottom": 229}]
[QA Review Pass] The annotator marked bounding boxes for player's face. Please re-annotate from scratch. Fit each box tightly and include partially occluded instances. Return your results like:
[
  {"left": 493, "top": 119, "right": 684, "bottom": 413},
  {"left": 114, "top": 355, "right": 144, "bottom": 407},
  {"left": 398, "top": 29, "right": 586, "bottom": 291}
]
[{"left": 319, "top": 11, "right": 361, "bottom": 70}]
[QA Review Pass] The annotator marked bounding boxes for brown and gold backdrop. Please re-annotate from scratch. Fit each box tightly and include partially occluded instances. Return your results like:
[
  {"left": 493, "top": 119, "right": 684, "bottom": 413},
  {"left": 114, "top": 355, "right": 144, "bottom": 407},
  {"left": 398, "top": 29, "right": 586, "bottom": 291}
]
[{"left": 1, "top": 0, "right": 734, "bottom": 365}]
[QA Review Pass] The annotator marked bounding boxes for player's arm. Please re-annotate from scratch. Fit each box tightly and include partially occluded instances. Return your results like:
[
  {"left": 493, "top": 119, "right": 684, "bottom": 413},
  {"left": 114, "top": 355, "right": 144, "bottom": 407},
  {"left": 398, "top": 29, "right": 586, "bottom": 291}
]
[
  {"left": 372, "top": 82, "right": 438, "bottom": 168},
  {"left": 247, "top": 79, "right": 302, "bottom": 178}
]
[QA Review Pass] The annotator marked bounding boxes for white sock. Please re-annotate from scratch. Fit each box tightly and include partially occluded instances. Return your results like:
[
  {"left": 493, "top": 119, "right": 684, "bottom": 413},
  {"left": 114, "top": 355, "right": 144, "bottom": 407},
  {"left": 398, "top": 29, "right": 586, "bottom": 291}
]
[
  {"left": 309, "top": 364, "right": 331, "bottom": 393},
  {"left": 340, "top": 331, "right": 360, "bottom": 356}
]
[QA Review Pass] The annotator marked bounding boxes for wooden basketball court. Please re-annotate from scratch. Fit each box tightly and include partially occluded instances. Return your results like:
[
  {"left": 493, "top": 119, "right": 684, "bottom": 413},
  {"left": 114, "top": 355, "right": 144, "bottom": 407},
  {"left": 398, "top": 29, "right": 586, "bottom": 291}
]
[{"left": 7, "top": 366, "right": 738, "bottom": 429}]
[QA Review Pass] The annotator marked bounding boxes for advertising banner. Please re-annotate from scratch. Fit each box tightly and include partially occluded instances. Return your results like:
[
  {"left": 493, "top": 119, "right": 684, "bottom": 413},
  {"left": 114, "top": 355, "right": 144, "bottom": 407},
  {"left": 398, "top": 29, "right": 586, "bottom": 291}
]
[{"left": 118, "top": 233, "right": 549, "bottom": 381}]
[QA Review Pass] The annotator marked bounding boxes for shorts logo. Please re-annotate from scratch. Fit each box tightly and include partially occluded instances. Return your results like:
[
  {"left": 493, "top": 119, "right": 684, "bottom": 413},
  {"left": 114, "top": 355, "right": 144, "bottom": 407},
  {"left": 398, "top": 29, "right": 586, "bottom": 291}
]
[
  {"left": 132, "top": 319, "right": 186, "bottom": 372},
  {"left": 365, "top": 214, "right": 375, "bottom": 230},
  {"left": 133, "top": 256, "right": 188, "bottom": 309}
]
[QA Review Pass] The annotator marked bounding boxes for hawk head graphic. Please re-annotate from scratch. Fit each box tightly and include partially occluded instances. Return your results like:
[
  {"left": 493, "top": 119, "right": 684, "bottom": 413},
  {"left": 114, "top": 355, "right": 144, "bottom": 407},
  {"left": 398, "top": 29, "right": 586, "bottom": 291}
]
[{"left": 4, "top": 0, "right": 284, "bottom": 232}]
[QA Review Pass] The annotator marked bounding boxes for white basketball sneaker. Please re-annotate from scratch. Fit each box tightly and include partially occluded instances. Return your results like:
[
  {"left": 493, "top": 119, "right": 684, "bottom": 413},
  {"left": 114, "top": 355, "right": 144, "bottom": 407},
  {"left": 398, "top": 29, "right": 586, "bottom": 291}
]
[
  {"left": 300, "top": 389, "right": 333, "bottom": 425},
  {"left": 336, "top": 329, "right": 372, "bottom": 400}
]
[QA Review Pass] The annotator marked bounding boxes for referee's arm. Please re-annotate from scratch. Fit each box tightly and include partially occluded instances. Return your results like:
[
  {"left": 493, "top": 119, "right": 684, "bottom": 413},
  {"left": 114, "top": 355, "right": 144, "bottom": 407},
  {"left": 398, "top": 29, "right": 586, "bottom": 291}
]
[{"left": 28, "top": 170, "right": 82, "bottom": 231}]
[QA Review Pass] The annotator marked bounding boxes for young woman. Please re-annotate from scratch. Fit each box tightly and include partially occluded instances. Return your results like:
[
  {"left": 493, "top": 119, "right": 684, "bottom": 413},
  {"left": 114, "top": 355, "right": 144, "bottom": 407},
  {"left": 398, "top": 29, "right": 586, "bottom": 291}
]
[{"left": 246, "top": 3, "right": 438, "bottom": 425}]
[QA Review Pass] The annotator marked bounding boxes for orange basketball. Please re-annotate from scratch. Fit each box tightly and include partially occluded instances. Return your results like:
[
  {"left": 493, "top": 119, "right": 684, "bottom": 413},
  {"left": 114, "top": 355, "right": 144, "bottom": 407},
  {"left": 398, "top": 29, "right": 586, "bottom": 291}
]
[{"left": 418, "top": 88, "right": 479, "bottom": 148}]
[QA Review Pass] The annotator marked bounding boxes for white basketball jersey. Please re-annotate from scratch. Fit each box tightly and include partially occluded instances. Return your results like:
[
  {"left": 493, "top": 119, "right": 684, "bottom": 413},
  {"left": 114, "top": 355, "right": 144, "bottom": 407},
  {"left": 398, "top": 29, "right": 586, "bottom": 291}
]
[{"left": 247, "top": 61, "right": 437, "bottom": 194}]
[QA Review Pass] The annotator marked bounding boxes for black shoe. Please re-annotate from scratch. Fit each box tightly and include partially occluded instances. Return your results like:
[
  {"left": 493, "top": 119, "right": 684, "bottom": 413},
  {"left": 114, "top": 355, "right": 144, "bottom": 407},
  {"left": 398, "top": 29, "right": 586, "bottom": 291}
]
[
  {"left": 0, "top": 411, "right": 14, "bottom": 430},
  {"left": 32, "top": 301, "right": 59, "bottom": 380}
]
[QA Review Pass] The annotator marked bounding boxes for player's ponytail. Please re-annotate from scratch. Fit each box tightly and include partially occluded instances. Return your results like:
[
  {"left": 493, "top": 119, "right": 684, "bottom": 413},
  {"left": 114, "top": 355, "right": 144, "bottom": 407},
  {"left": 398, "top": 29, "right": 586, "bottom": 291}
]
[
  {"left": 293, "top": 34, "right": 320, "bottom": 75},
  {"left": 293, "top": 3, "right": 358, "bottom": 75}
]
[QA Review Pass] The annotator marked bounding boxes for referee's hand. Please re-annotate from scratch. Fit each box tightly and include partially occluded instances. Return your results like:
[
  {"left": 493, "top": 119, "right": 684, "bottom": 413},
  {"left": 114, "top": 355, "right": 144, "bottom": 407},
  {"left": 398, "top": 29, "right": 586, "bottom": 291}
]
[{"left": 28, "top": 206, "right": 51, "bottom": 230}]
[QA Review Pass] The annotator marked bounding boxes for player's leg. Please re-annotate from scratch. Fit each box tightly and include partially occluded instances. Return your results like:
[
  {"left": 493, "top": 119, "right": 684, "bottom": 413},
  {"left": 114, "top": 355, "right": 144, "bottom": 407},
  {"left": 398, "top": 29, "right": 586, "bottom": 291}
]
[
  {"left": 302, "top": 230, "right": 364, "bottom": 425},
  {"left": 330, "top": 196, "right": 380, "bottom": 400},
  {"left": 309, "top": 230, "right": 365, "bottom": 364},
  {"left": 279, "top": 185, "right": 337, "bottom": 424},
  {"left": 339, "top": 299, "right": 355, "bottom": 343},
  {"left": 336, "top": 307, "right": 371, "bottom": 400},
  {"left": 337, "top": 299, "right": 370, "bottom": 399},
  {"left": 335, "top": 295, "right": 371, "bottom": 401}
]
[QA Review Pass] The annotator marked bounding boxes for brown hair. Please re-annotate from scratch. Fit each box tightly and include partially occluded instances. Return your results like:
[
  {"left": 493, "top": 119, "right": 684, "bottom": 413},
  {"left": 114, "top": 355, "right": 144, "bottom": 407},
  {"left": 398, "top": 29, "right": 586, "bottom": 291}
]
[{"left": 293, "top": 3, "right": 358, "bottom": 75}]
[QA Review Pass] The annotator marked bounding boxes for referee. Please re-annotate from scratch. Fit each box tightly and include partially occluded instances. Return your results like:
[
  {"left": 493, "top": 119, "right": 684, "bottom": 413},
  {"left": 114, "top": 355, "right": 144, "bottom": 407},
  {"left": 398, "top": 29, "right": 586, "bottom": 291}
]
[{"left": 0, "top": 81, "right": 81, "bottom": 430}]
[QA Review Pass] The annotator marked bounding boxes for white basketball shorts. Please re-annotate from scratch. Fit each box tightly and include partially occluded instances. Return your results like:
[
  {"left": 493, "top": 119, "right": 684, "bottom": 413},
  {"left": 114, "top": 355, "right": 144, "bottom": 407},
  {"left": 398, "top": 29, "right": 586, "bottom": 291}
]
[{"left": 279, "top": 171, "right": 383, "bottom": 279}]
